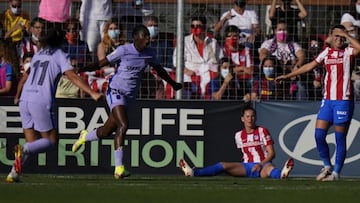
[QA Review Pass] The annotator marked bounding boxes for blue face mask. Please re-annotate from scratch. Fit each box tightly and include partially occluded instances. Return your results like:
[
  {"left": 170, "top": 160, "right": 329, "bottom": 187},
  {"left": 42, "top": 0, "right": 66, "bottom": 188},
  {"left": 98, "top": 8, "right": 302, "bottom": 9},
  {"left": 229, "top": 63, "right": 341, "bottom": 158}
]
[
  {"left": 147, "top": 26, "right": 159, "bottom": 38},
  {"left": 108, "top": 29, "right": 120, "bottom": 39},
  {"left": 263, "top": 67, "right": 274, "bottom": 77}
]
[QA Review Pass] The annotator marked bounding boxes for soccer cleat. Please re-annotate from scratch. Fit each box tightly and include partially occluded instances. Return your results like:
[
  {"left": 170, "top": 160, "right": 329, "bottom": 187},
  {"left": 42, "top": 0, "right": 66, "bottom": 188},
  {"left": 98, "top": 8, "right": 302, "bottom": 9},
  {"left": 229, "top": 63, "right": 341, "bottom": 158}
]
[
  {"left": 114, "top": 165, "right": 131, "bottom": 179},
  {"left": 322, "top": 172, "right": 339, "bottom": 181},
  {"left": 5, "top": 171, "right": 19, "bottom": 183},
  {"left": 316, "top": 167, "right": 332, "bottom": 181},
  {"left": 72, "top": 130, "right": 88, "bottom": 153},
  {"left": 179, "top": 159, "right": 193, "bottom": 177},
  {"left": 280, "top": 158, "right": 294, "bottom": 179},
  {"left": 14, "top": 145, "right": 22, "bottom": 174}
]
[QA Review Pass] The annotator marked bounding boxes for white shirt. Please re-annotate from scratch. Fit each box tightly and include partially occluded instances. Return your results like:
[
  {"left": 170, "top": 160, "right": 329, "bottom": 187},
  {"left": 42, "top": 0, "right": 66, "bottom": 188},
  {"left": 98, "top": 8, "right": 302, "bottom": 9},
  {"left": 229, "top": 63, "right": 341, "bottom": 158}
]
[
  {"left": 341, "top": 13, "right": 360, "bottom": 27},
  {"left": 220, "top": 9, "right": 259, "bottom": 37},
  {"left": 259, "top": 38, "right": 302, "bottom": 63}
]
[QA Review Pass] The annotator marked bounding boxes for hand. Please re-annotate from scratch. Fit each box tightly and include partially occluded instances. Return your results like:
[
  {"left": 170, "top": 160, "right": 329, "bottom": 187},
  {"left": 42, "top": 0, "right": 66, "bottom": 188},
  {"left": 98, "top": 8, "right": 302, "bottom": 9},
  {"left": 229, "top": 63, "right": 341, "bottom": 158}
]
[
  {"left": 172, "top": 82, "right": 183, "bottom": 91},
  {"left": 90, "top": 92, "right": 103, "bottom": 101},
  {"left": 251, "top": 163, "right": 262, "bottom": 172},
  {"left": 14, "top": 98, "right": 19, "bottom": 105},
  {"left": 313, "top": 80, "right": 321, "bottom": 88},
  {"left": 275, "top": 75, "right": 287, "bottom": 83},
  {"left": 224, "top": 73, "right": 233, "bottom": 83}
]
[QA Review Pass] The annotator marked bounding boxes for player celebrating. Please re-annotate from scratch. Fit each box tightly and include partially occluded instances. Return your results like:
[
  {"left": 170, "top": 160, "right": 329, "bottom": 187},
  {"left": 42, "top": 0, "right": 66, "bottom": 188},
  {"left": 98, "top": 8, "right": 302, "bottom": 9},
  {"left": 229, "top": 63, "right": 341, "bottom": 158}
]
[
  {"left": 71, "top": 24, "right": 182, "bottom": 179},
  {"left": 180, "top": 106, "right": 294, "bottom": 179},
  {"left": 276, "top": 24, "right": 360, "bottom": 181},
  {"left": 6, "top": 21, "right": 102, "bottom": 183}
]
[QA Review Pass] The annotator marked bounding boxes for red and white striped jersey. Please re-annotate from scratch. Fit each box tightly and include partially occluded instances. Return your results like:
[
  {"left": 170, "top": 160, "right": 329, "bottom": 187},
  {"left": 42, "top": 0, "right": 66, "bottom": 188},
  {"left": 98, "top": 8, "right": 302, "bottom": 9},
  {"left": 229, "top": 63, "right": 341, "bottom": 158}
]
[
  {"left": 234, "top": 126, "right": 274, "bottom": 163},
  {"left": 315, "top": 46, "right": 354, "bottom": 100}
]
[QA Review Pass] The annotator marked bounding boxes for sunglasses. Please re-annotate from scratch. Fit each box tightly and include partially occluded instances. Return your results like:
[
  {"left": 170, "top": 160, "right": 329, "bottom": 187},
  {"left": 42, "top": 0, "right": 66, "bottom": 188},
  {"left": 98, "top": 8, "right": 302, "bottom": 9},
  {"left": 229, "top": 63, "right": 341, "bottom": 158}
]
[
  {"left": 191, "top": 24, "right": 204, "bottom": 28},
  {"left": 11, "top": 5, "right": 21, "bottom": 8}
]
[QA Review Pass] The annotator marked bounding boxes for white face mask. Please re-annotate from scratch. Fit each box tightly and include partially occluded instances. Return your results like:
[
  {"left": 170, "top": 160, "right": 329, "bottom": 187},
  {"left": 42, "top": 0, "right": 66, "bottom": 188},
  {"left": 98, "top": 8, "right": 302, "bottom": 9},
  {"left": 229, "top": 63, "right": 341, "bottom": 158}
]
[
  {"left": 108, "top": 29, "right": 120, "bottom": 39},
  {"left": 356, "top": 4, "right": 360, "bottom": 14},
  {"left": 147, "top": 26, "right": 159, "bottom": 38},
  {"left": 221, "top": 69, "right": 230, "bottom": 78},
  {"left": 32, "top": 34, "right": 39, "bottom": 42},
  {"left": 11, "top": 7, "right": 19, "bottom": 14},
  {"left": 23, "top": 62, "right": 30, "bottom": 72}
]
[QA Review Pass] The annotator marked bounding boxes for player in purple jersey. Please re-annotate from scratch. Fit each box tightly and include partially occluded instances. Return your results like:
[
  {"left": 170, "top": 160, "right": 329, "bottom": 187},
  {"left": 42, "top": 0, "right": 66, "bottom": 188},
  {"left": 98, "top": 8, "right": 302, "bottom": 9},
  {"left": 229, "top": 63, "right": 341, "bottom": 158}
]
[
  {"left": 72, "top": 25, "right": 182, "bottom": 179},
  {"left": 6, "top": 21, "right": 103, "bottom": 183}
]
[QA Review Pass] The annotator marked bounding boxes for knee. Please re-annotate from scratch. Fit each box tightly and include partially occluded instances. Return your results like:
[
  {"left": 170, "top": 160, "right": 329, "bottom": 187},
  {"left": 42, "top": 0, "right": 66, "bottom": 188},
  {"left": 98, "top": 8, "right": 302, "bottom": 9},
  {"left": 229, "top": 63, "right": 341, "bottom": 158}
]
[{"left": 315, "top": 128, "right": 327, "bottom": 141}]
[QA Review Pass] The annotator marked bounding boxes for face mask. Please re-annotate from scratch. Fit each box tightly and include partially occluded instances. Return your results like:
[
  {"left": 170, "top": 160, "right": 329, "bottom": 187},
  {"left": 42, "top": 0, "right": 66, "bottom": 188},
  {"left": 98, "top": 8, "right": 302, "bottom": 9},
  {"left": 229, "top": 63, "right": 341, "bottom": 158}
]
[
  {"left": 108, "top": 29, "right": 120, "bottom": 39},
  {"left": 65, "top": 32, "right": 77, "bottom": 43},
  {"left": 276, "top": 31, "right": 287, "bottom": 42},
  {"left": 31, "top": 34, "right": 39, "bottom": 42},
  {"left": 350, "top": 33, "right": 358, "bottom": 39},
  {"left": 147, "top": 26, "right": 159, "bottom": 38},
  {"left": 221, "top": 69, "right": 230, "bottom": 78},
  {"left": 191, "top": 27, "right": 204, "bottom": 37},
  {"left": 263, "top": 67, "right": 274, "bottom": 77},
  {"left": 224, "top": 37, "right": 238, "bottom": 56},
  {"left": 11, "top": 7, "right": 19, "bottom": 14},
  {"left": 23, "top": 62, "right": 30, "bottom": 72},
  {"left": 356, "top": 4, "right": 360, "bottom": 14}
]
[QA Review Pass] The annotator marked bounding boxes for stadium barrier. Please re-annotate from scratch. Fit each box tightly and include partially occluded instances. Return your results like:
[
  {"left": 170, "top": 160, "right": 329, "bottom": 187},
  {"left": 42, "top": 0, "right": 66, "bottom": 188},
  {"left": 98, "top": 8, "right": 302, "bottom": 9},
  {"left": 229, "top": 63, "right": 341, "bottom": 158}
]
[{"left": 1, "top": 98, "right": 360, "bottom": 177}]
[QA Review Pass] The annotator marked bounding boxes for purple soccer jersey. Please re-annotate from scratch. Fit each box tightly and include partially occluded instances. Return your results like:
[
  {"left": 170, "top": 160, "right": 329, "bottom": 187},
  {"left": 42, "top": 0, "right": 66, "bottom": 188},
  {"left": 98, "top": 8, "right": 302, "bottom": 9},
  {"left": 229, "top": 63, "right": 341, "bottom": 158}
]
[
  {"left": 106, "top": 43, "right": 160, "bottom": 98},
  {"left": 20, "top": 48, "right": 73, "bottom": 104}
]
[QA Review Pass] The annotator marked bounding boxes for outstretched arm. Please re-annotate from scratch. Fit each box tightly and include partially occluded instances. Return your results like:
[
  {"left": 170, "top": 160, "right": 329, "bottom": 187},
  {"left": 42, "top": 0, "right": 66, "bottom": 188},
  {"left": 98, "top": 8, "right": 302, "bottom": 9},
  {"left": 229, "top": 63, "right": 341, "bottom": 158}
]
[
  {"left": 151, "top": 63, "right": 182, "bottom": 91},
  {"left": 65, "top": 69, "right": 103, "bottom": 101},
  {"left": 78, "top": 58, "right": 110, "bottom": 72},
  {"left": 276, "top": 60, "right": 318, "bottom": 82}
]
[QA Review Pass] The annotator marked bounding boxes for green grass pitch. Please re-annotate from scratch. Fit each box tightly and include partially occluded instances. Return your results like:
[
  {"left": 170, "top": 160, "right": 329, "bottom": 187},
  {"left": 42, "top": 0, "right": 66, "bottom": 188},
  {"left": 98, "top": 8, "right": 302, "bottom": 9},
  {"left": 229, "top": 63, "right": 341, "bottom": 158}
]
[{"left": 0, "top": 174, "right": 360, "bottom": 203}]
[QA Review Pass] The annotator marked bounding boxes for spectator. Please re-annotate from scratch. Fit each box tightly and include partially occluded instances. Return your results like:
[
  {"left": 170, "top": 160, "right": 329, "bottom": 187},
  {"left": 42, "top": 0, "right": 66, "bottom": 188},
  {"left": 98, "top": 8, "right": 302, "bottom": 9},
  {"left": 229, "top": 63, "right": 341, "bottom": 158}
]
[
  {"left": 1, "top": 0, "right": 30, "bottom": 44},
  {"left": 307, "top": 36, "right": 324, "bottom": 101},
  {"left": 223, "top": 25, "right": 254, "bottom": 100},
  {"left": 18, "top": 17, "right": 44, "bottom": 66},
  {"left": 269, "top": 0, "right": 307, "bottom": 41},
  {"left": 144, "top": 15, "right": 174, "bottom": 99},
  {"left": 214, "top": 0, "right": 260, "bottom": 48},
  {"left": 97, "top": 18, "right": 126, "bottom": 62},
  {"left": 173, "top": 16, "right": 223, "bottom": 99},
  {"left": 341, "top": 0, "right": 360, "bottom": 32},
  {"left": 38, "top": 0, "right": 71, "bottom": 23},
  {"left": 119, "top": 0, "right": 154, "bottom": 42},
  {"left": 56, "top": 59, "right": 85, "bottom": 98},
  {"left": 79, "top": 0, "right": 113, "bottom": 59},
  {"left": 259, "top": 20, "right": 306, "bottom": 100},
  {"left": 210, "top": 57, "right": 239, "bottom": 100},
  {"left": 62, "top": 18, "right": 91, "bottom": 68},
  {"left": 179, "top": 106, "right": 294, "bottom": 179},
  {"left": 245, "top": 57, "right": 283, "bottom": 101},
  {"left": 0, "top": 41, "right": 17, "bottom": 96}
]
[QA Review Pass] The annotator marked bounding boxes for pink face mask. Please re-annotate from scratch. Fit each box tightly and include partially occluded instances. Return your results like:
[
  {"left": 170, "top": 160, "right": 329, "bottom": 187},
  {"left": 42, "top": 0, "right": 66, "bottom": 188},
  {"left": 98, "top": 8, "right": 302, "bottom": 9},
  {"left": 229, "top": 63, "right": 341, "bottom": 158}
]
[{"left": 276, "top": 31, "right": 287, "bottom": 42}]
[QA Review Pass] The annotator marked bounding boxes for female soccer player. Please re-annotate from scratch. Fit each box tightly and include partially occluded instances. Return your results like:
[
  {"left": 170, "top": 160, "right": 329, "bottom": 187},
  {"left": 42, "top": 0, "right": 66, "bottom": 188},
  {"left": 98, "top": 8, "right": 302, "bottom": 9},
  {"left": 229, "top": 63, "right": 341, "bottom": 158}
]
[
  {"left": 6, "top": 21, "right": 102, "bottom": 183},
  {"left": 71, "top": 24, "right": 182, "bottom": 179},
  {"left": 276, "top": 24, "right": 360, "bottom": 181}
]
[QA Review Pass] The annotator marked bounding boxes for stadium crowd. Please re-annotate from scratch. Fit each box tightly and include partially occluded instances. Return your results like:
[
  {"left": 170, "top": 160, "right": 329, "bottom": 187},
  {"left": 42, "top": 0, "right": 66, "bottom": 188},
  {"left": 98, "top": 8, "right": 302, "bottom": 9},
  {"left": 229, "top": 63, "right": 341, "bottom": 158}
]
[{"left": 0, "top": 0, "right": 359, "bottom": 101}]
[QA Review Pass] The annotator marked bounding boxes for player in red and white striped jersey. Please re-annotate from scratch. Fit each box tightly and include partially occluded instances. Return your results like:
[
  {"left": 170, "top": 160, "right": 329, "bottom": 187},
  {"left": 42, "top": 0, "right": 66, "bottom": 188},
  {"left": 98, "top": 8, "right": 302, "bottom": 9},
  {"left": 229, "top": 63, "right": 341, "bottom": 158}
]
[
  {"left": 179, "top": 106, "right": 294, "bottom": 179},
  {"left": 276, "top": 24, "right": 360, "bottom": 181}
]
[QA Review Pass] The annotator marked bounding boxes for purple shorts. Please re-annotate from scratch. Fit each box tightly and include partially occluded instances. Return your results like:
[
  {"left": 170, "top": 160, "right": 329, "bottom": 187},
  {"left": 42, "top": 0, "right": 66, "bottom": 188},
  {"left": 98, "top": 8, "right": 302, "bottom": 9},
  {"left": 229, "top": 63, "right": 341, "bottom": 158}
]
[
  {"left": 106, "top": 88, "right": 135, "bottom": 110},
  {"left": 19, "top": 101, "right": 56, "bottom": 132}
]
